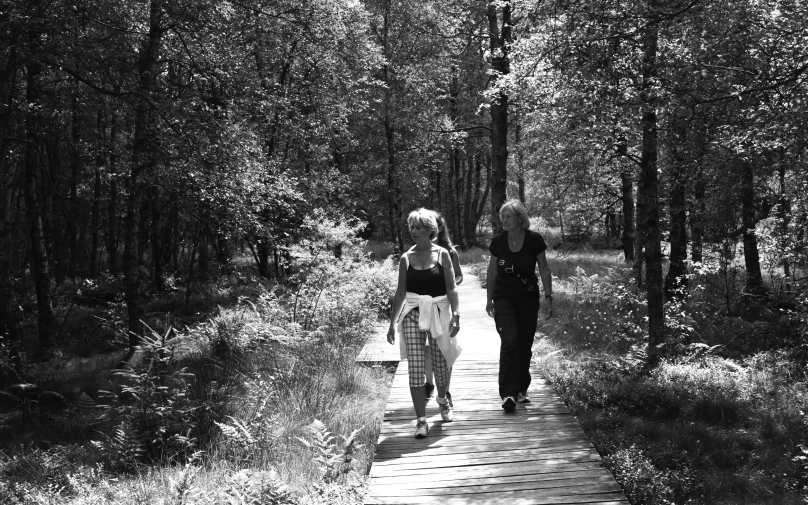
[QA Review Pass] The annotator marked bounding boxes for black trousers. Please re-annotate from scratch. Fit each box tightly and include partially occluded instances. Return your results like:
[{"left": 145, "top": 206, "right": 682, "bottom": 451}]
[{"left": 494, "top": 296, "right": 540, "bottom": 399}]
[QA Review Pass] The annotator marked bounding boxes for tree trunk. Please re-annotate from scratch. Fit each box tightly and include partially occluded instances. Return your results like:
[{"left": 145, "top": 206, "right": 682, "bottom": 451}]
[
  {"left": 162, "top": 198, "right": 178, "bottom": 272},
  {"left": 633, "top": 182, "right": 645, "bottom": 286},
  {"left": 125, "top": 0, "right": 164, "bottom": 350},
  {"left": 741, "top": 160, "right": 764, "bottom": 294},
  {"left": 778, "top": 160, "right": 790, "bottom": 282},
  {"left": 487, "top": 0, "right": 512, "bottom": 234},
  {"left": 107, "top": 113, "right": 119, "bottom": 275},
  {"left": 47, "top": 136, "right": 67, "bottom": 286},
  {"left": 254, "top": 240, "right": 270, "bottom": 278},
  {"left": 0, "top": 40, "right": 19, "bottom": 344},
  {"left": 448, "top": 149, "right": 457, "bottom": 233},
  {"left": 0, "top": 166, "right": 20, "bottom": 344},
  {"left": 639, "top": 7, "right": 664, "bottom": 366},
  {"left": 515, "top": 118, "right": 526, "bottom": 205},
  {"left": 381, "top": 0, "right": 403, "bottom": 253},
  {"left": 385, "top": 122, "right": 403, "bottom": 252},
  {"left": 198, "top": 225, "right": 209, "bottom": 282},
  {"left": 68, "top": 92, "right": 81, "bottom": 281},
  {"left": 621, "top": 171, "right": 636, "bottom": 262},
  {"left": 89, "top": 109, "right": 105, "bottom": 279},
  {"left": 462, "top": 151, "right": 474, "bottom": 247},
  {"left": 665, "top": 122, "right": 689, "bottom": 298},
  {"left": 454, "top": 150, "right": 464, "bottom": 247},
  {"left": 435, "top": 169, "right": 442, "bottom": 212},
  {"left": 24, "top": 54, "right": 58, "bottom": 354},
  {"left": 690, "top": 156, "right": 705, "bottom": 264},
  {"left": 151, "top": 187, "right": 164, "bottom": 290}
]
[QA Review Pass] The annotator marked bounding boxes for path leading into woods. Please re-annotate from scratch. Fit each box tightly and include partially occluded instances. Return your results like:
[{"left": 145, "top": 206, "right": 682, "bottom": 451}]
[{"left": 357, "top": 266, "right": 629, "bottom": 505}]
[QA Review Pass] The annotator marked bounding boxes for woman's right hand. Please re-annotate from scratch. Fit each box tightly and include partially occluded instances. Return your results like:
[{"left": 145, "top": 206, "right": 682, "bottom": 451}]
[
  {"left": 387, "top": 327, "right": 395, "bottom": 344},
  {"left": 486, "top": 299, "right": 495, "bottom": 318}
]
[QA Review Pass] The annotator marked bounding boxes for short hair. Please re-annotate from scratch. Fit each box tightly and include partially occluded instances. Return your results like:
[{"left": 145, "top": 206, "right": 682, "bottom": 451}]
[
  {"left": 499, "top": 199, "right": 531, "bottom": 230},
  {"left": 407, "top": 208, "right": 439, "bottom": 239}
]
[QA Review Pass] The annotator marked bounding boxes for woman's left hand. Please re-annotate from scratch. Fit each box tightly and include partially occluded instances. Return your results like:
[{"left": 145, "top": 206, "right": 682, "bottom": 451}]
[
  {"left": 449, "top": 315, "right": 460, "bottom": 338},
  {"left": 543, "top": 299, "right": 554, "bottom": 320}
]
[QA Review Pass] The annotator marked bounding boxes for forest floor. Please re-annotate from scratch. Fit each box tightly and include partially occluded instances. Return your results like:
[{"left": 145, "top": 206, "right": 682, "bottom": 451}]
[{"left": 1, "top": 241, "right": 807, "bottom": 505}]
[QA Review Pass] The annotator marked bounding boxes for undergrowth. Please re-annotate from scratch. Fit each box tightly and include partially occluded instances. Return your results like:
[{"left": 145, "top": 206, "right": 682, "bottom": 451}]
[
  {"left": 0, "top": 224, "right": 397, "bottom": 504},
  {"left": 529, "top": 251, "right": 808, "bottom": 505}
]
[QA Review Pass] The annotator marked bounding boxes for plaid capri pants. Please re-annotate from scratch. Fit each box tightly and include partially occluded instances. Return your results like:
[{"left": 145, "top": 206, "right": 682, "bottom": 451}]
[{"left": 402, "top": 309, "right": 450, "bottom": 388}]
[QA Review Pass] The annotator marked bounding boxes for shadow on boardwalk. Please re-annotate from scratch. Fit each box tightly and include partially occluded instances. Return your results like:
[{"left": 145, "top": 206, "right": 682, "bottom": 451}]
[{"left": 360, "top": 267, "right": 629, "bottom": 505}]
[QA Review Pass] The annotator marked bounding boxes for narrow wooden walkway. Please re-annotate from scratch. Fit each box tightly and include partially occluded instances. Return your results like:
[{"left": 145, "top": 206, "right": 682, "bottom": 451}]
[{"left": 360, "top": 266, "right": 628, "bottom": 505}]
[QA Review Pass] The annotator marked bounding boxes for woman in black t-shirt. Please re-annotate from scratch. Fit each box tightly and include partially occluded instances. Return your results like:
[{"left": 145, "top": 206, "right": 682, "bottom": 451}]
[{"left": 486, "top": 199, "right": 554, "bottom": 412}]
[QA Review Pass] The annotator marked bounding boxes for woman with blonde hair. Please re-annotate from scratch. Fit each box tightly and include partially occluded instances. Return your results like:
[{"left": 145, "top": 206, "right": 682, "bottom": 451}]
[
  {"left": 387, "top": 208, "right": 461, "bottom": 437},
  {"left": 486, "top": 199, "right": 553, "bottom": 412}
]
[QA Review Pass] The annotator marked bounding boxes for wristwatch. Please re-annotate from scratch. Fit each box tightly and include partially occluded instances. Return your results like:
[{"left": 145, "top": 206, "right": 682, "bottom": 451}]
[{"left": 544, "top": 294, "right": 553, "bottom": 300}]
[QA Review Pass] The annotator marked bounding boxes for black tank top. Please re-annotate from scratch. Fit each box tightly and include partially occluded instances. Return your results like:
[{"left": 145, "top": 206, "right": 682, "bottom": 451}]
[{"left": 406, "top": 259, "right": 447, "bottom": 297}]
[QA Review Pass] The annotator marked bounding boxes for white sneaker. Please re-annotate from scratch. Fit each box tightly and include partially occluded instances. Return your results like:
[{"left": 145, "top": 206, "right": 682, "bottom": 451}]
[
  {"left": 517, "top": 392, "right": 531, "bottom": 403},
  {"left": 437, "top": 397, "right": 453, "bottom": 422},
  {"left": 414, "top": 419, "right": 429, "bottom": 438}
]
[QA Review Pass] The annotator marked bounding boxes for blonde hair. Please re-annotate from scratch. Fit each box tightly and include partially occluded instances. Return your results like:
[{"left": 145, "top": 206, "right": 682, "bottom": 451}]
[
  {"left": 407, "top": 208, "right": 439, "bottom": 239},
  {"left": 499, "top": 199, "right": 531, "bottom": 230}
]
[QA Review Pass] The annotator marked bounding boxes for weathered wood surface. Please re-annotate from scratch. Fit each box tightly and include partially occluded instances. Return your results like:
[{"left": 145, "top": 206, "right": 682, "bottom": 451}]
[{"left": 362, "top": 266, "right": 628, "bottom": 504}]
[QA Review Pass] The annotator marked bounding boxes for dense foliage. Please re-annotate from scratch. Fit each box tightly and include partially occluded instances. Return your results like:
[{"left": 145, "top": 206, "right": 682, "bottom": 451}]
[{"left": 1, "top": 0, "right": 808, "bottom": 503}]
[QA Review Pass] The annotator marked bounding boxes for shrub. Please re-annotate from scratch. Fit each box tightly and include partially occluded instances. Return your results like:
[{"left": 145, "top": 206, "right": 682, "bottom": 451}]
[{"left": 94, "top": 325, "right": 197, "bottom": 468}]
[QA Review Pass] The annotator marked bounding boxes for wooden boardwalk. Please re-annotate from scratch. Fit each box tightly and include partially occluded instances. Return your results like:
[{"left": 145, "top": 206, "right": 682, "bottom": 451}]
[{"left": 360, "top": 266, "right": 629, "bottom": 504}]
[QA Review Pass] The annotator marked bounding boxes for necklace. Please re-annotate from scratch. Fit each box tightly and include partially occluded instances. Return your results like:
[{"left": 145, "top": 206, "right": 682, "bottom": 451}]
[{"left": 509, "top": 230, "right": 523, "bottom": 246}]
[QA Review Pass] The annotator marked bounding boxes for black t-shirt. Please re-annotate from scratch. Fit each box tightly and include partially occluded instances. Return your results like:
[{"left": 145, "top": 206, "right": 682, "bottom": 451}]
[{"left": 488, "top": 229, "right": 547, "bottom": 300}]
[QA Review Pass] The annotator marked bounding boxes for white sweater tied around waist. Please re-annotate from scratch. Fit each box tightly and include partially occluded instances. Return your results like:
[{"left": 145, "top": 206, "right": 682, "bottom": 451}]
[{"left": 395, "top": 293, "right": 462, "bottom": 369}]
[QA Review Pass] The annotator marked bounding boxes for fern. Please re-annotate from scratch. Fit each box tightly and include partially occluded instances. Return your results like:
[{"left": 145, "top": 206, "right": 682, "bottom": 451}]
[
  {"left": 168, "top": 457, "right": 202, "bottom": 505},
  {"left": 297, "top": 420, "right": 363, "bottom": 484},
  {"left": 208, "top": 468, "right": 297, "bottom": 505},
  {"left": 91, "top": 422, "right": 145, "bottom": 471},
  {"left": 53, "top": 391, "right": 100, "bottom": 435}
]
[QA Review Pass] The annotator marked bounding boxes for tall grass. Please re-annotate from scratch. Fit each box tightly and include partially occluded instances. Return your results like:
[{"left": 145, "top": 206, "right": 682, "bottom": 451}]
[{"left": 0, "top": 244, "right": 399, "bottom": 504}]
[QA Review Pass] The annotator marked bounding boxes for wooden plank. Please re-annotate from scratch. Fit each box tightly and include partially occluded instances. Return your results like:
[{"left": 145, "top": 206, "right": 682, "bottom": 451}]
[
  {"left": 368, "top": 477, "right": 623, "bottom": 497},
  {"left": 368, "top": 461, "right": 609, "bottom": 480},
  {"left": 374, "top": 440, "right": 596, "bottom": 459},
  {"left": 367, "top": 468, "right": 614, "bottom": 487},
  {"left": 362, "top": 266, "right": 627, "bottom": 504},
  {"left": 357, "top": 325, "right": 401, "bottom": 362},
  {"left": 365, "top": 493, "right": 629, "bottom": 505},
  {"left": 369, "top": 452, "right": 603, "bottom": 475}
]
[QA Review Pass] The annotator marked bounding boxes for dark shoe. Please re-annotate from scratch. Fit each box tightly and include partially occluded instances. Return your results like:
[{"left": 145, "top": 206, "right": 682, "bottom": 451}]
[
  {"left": 424, "top": 383, "right": 435, "bottom": 403},
  {"left": 446, "top": 391, "right": 453, "bottom": 408},
  {"left": 517, "top": 392, "right": 531, "bottom": 403},
  {"left": 502, "top": 396, "right": 516, "bottom": 412}
]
